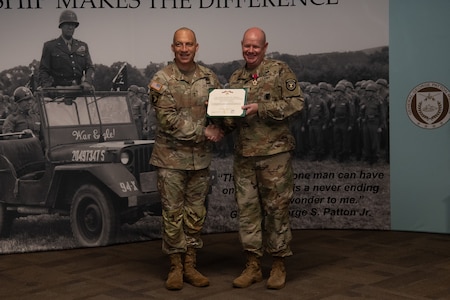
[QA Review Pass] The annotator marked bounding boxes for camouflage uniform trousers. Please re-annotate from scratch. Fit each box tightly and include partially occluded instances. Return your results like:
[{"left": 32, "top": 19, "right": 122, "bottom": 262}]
[
  {"left": 157, "top": 167, "right": 210, "bottom": 255},
  {"left": 233, "top": 151, "right": 294, "bottom": 258}
]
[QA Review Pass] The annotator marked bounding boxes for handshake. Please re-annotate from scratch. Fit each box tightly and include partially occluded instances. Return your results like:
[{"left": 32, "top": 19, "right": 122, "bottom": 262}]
[{"left": 204, "top": 124, "right": 224, "bottom": 142}]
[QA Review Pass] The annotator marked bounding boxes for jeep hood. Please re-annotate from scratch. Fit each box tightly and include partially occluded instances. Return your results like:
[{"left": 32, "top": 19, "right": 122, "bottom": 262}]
[{"left": 48, "top": 140, "right": 153, "bottom": 163}]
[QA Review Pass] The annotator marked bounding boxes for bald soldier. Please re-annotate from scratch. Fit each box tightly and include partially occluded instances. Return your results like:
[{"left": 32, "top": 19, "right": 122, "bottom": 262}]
[
  {"left": 224, "top": 27, "right": 304, "bottom": 290},
  {"left": 148, "top": 27, "right": 223, "bottom": 290}
]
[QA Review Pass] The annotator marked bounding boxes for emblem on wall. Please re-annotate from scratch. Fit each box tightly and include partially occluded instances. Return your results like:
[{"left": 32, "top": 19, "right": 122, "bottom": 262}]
[{"left": 406, "top": 81, "right": 450, "bottom": 129}]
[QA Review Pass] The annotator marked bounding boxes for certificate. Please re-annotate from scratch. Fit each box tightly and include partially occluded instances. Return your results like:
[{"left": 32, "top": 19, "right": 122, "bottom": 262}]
[{"left": 207, "top": 88, "right": 247, "bottom": 117}]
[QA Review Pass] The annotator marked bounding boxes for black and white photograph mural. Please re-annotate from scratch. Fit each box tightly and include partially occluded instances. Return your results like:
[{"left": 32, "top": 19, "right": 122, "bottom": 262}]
[{"left": 0, "top": 0, "right": 389, "bottom": 253}]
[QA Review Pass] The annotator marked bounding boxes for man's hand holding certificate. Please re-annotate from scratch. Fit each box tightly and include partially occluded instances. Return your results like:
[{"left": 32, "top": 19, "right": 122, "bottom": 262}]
[{"left": 207, "top": 89, "right": 247, "bottom": 117}]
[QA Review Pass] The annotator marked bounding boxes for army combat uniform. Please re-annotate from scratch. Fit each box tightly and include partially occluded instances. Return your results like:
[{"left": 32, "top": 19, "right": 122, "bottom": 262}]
[
  {"left": 149, "top": 62, "right": 221, "bottom": 255},
  {"left": 225, "top": 58, "right": 304, "bottom": 258}
]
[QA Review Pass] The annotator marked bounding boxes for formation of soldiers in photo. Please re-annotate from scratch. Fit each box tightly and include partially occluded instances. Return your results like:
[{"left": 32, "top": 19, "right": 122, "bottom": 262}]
[{"left": 295, "top": 78, "right": 389, "bottom": 164}]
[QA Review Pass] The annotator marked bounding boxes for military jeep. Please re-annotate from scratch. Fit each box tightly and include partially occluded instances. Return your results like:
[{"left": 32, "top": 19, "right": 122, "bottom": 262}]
[{"left": 0, "top": 87, "right": 160, "bottom": 247}]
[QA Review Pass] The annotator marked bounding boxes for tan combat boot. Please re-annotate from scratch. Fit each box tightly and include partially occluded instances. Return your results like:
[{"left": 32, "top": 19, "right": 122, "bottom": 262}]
[
  {"left": 232, "top": 252, "right": 263, "bottom": 288},
  {"left": 165, "top": 253, "right": 183, "bottom": 290},
  {"left": 183, "top": 247, "right": 210, "bottom": 287},
  {"left": 266, "top": 257, "right": 286, "bottom": 289}
]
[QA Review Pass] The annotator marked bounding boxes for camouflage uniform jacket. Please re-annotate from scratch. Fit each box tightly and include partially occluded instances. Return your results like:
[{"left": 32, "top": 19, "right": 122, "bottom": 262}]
[
  {"left": 148, "top": 62, "right": 221, "bottom": 170},
  {"left": 227, "top": 59, "right": 304, "bottom": 157}
]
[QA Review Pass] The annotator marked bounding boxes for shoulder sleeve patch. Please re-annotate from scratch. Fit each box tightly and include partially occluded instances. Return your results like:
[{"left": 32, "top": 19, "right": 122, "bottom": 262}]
[
  {"left": 149, "top": 81, "right": 162, "bottom": 92},
  {"left": 286, "top": 79, "right": 297, "bottom": 91}
]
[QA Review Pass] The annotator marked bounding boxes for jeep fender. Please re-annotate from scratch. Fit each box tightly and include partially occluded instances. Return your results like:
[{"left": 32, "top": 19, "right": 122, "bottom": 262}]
[{"left": 54, "top": 163, "right": 147, "bottom": 197}]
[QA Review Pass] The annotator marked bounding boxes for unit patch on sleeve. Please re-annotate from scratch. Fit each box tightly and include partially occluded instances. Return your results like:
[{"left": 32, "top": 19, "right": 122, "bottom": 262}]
[{"left": 286, "top": 79, "right": 297, "bottom": 91}]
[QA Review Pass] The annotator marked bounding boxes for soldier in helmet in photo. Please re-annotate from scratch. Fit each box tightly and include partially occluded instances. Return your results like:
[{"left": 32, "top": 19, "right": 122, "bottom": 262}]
[
  {"left": 376, "top": 78, "right": 390, "bottom": 163},
  {"left": 0, "top": 94, "right": 8, "bottom": 133},
  {"left": 127, "top": 85, "right": 146, "bottom": 139},
  {"left": 330, "top": 83, "right": 354, "bottom": 162},
  {"left": 38, "top": 10, "right": 94, "bottom": 90},
  {"left": 0, "top": 94, "right": 9, "bottom": 119},
  {"left": 2, "top": 87, "right": 40, "bottom": 139},
  {"left": 360, "top": 82, "right": 386, "bottom": 164},
  {"left": 306, "top": 84, "right": 330, "bottom": 161}
]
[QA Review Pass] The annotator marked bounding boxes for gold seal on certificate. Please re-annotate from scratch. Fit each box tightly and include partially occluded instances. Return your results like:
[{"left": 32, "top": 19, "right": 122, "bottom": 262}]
[{"left": 207, "top": 88, "right": 247, "bottom": 117}]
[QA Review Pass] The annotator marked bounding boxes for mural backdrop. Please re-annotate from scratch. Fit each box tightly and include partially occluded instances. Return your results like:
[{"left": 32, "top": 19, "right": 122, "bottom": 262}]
[{"left": 0, "top": 0, "right": 390, "bottom": 253}]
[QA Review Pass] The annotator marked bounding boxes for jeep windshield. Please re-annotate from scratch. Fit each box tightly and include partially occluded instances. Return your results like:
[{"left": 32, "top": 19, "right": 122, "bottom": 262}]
[
  {"left": 45, "top": 94, "right": 131, "bottom": 126},
  {"left": 37, "top": 89, "right": 140, "bottom": 147}
]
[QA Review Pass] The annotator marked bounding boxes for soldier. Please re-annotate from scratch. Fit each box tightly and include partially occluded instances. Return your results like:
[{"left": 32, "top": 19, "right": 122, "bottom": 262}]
[
  {"left": 38, "top": 10, "right": 94, "bottom": 90},
  {"left": 376, "top": 79, "right": 389, "bottom": 101},
  {"left": 0, "top": 94, "right": 8, "bottom": 119},
  {"left": 224, "top": 27, "right": 304, "bottom": 290},
  {"left": 354, "top": 80, "right": 368, "bottom": 160},
  {"left": 0, "top": 95, "right": 8, "bottom": 132},
  {"left": 331, "top": 84, "right": 354, "bottom": 162},
  {"left": 299, "top": 83, "right": 312, "bottom": 157},
  {"left": 138, "top": 86, "right": 154, "bottom": 140},
  {"left": 376, "top": 78, "right": 390, "bottom": 163},
  {"left": 290, "top": 81, "right": 310, "bottom": 159},
  {"left": 360, "top": 83, "right": 385, "bottom": 164},
  {"left": 127, "top": 85, "right": 146, "bottom": 139},
  {"left": 2, "top": 87, "right": 40, "bottom": 139},
  {"left": 148, "top": 27, "right": 223, "bottom": 290},
  {"left": 138, "top": 86, "right": 149, "bottom": 111},
  {"left": 318, "top": 81, "right": 334, "bottom": 158},
  {"left": 307, "top": 85, "right": 329, "bottom": 161},
  {"left": 341, "top": 80, "right": 361, "bottom": 160}
]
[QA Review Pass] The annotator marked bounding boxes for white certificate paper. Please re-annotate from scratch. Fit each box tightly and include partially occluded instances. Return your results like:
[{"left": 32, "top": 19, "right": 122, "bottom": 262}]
[{"left": 207, "top": 89, "right": 247, "bottom": 117}]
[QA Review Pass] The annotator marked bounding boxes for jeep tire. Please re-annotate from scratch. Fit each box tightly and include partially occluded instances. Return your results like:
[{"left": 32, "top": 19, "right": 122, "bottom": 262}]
[{"left": 70, "top": 184, "right": 117, "bottom": 247}]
